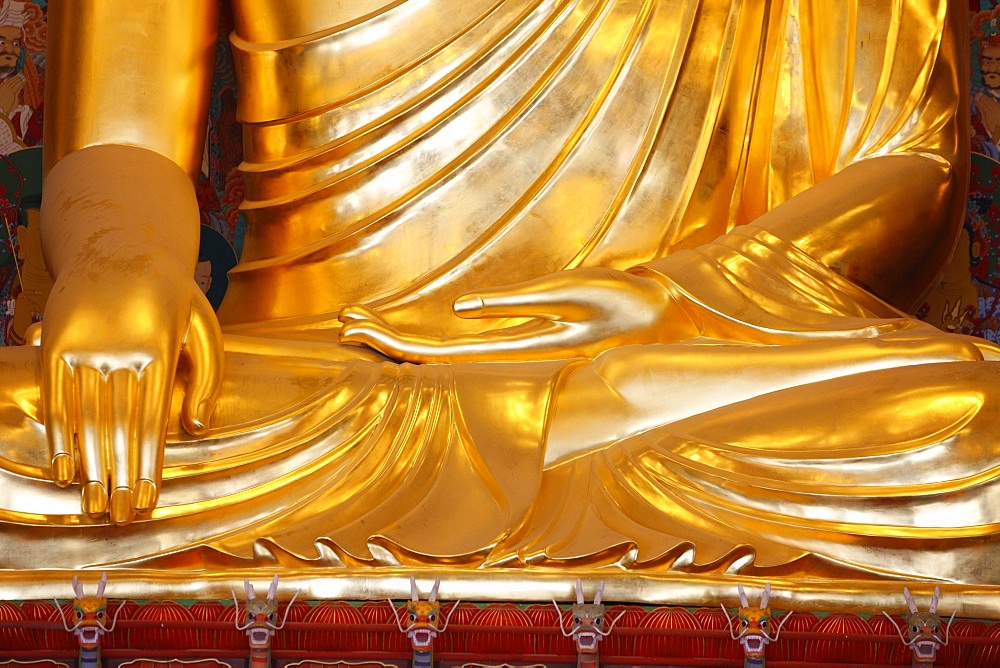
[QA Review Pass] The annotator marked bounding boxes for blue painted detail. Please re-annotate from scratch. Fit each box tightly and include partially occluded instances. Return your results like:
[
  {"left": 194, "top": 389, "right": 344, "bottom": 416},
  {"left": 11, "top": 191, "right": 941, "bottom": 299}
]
[{"left": 413, "top": 648, "right": 433, "bottom": 668}]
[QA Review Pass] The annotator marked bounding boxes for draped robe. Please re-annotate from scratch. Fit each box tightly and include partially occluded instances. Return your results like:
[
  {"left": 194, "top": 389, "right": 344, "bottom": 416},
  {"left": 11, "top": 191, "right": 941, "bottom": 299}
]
[{"left": 1, "top": 0, "right": 997, "bottom": 586}]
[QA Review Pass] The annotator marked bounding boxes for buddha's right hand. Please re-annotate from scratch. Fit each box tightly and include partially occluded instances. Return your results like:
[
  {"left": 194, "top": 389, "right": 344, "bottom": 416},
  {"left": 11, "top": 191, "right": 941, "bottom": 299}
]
[{"left": 38, "top": 146, "right": 224, "bottom": 525}]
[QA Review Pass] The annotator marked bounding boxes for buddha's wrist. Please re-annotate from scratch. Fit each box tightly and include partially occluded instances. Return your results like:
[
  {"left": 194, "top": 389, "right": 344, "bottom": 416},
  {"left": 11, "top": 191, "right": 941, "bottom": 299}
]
[
  {"left": 626, "top": 256, "right": 685, "bottom": 296},
  {"left": 625, "top": 261, "right": 701, "bottom": 341},
  {"left": 41, "top": 145, "right": 201, "bottom": 279}
]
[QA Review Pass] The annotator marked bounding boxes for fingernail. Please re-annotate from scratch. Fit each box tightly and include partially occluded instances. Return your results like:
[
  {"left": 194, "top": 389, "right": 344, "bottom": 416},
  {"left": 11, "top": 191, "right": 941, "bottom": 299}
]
[
  {"left": 81, "top": 481, "right": 108, "bottom": 517},
  {"left": 195, "top": 400, "right": 213, "bottom": 431},
  {"left": 134, "top": 478, "right": 159, "bottom": 513},
  {"left": 453, "top": 295, "right": 484, "bottom": 317},
  {"left": 184, "top": 401, "right": 211, "bottom": 436},
  {"left": 51, "top": 453, "right": 75, "bottom": 487},
  {"left": 109, "top": 487, "right": 134, "bottom": 525}
]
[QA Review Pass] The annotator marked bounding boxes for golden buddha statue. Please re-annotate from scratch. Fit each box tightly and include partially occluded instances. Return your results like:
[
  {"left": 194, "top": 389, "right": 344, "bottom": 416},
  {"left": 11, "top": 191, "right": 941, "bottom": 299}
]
[{"left": 0, "top": 0, "right": 997, "bottom": 609}]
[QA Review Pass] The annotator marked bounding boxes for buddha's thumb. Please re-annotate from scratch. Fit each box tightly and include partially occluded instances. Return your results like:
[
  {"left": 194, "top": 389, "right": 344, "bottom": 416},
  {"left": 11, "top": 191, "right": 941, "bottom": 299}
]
[
  {"left": 180, "top": 298, "right": 224, "bottom": 436},
  {"left": 453, "top": 295, "right": 485, "bottom": 318}
]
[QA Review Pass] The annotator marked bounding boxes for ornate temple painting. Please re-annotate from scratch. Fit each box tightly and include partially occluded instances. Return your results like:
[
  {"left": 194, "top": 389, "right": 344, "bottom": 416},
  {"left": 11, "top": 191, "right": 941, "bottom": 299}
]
[
  {"left": 0, "top": 0, "right": 42, "bottom": 345},
  {"left": 0, "top": 0, "right": 42, "bottom": 154},
  {"left": 7, "top": 595, "right": 1000, "bottom": 665},
  {"left": 193, "top": 1, "right": 243, "bottom": 311},
  {"left": 947, "top": 1, "right": 1000, "bottom": 342},
  {"left": 0, "top": 145, "right": 44, "bottom": 345}
]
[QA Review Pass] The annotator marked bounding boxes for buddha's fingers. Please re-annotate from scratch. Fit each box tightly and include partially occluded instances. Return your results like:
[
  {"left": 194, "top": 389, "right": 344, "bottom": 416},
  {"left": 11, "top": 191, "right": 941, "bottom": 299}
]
[
  {"left": 454, "top": 291, "right": 582, "bottom": 321},
  {"left": 453, "top": 273, "right": 616, "bottom": 321},
  {"left": 107, "top": 369, "right": 138, "bottom": 525},
  {"left": 338, "top": 303, "right": 390, "bottom": 326},
  {"left": 133, "top": 360, "right": 171, "bottom": 516},
  {"left": 41, "top": 357, "right": 76, "bottom": 487},
  {"left": 74, "top": 366, "right": 109, "bottom": 518},
  {"left": 179, "top": 297, "right": 224, "bottom": 437},
  {"left": 457, "top": 266, "right": 681, "bottom": 320},
  {"left": 340, "top": 313, "right": 577, "bottom": 363}
]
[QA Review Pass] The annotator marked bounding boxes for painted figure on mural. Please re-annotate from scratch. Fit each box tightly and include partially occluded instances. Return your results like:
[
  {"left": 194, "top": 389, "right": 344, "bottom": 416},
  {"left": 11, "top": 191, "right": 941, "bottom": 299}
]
[
  {"left": 0, "top": 0, "right": 45, "bottom": 345},
  {"left": 196, "top": 5, "right": 244, "bottom": 264},
  {"left": 195, "top": 260, "right": 212, "bottom": 295},
  {"left": 966, "top": 4, "right": 1000, "bottom": 343},
  {"left": 974, "top": 7, "right": 1000, "bottom": 156},
  {"left": 0, "top": 146, "right": 48, "bottom": 345},
  {"left": 3, "top": 0, "right": 1000, "bottom": 597},
  {"left": 0, "top": 0, "right": 41, "bottom": 155}
]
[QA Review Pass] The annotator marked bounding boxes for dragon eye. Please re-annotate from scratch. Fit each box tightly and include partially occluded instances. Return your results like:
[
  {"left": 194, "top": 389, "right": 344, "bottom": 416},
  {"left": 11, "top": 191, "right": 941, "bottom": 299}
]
[
  {"left": 760, "top": 619, "right": 768, "bottom": 628},
  {"left": 74, "top": 610, "right": 83, "bottom": 620},
  {"left": 912, "top": 625, "right": 920, "bottom": 633},
  {"left": 95, "top": 611, "right": 104, "bottom": 619},
  {"left": 595, "top": 617, "right": 603, "bottom": 625},
  {"left": 410, "top": 613, "right": 417, "bottom": 622},
  {"left": 574, "top": 616, "right": 581, "bottom": 624},
  {"left": 428, "top": 613, "right": 436, "bottom": 621},
  {"left": 741, "top": 620, "right": 748, "bottom": 627}
]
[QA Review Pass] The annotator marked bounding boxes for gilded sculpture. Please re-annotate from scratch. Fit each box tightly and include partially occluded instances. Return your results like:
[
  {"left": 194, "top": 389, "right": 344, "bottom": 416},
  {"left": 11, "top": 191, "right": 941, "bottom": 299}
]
[{"left": 0, "top": 0, "right": 997, "bottom": 611}]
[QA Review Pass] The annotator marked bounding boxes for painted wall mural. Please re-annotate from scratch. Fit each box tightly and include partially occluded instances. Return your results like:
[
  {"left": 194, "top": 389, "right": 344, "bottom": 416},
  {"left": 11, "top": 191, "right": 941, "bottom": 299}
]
[
  {"left": 0, "top": 0, "right": 44, "bottom": 345},
  {"left": 960, "top": 1, "right": 1000, "bottom": 343},
  {"left": 0, "top": 0, "right": 995, "bottom": 343}
]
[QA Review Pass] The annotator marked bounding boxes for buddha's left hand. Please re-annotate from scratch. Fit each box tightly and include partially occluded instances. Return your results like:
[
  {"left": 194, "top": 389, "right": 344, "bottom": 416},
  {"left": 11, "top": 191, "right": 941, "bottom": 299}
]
[{"left": 339, "top": 267, "right": 698, "bottom": 362}]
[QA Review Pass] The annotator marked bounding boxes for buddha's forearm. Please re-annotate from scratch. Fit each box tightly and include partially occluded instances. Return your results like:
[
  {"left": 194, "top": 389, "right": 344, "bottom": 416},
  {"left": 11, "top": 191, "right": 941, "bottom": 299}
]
[{"left": 43, "top": 0, "right": 217, "bottom": 180}]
